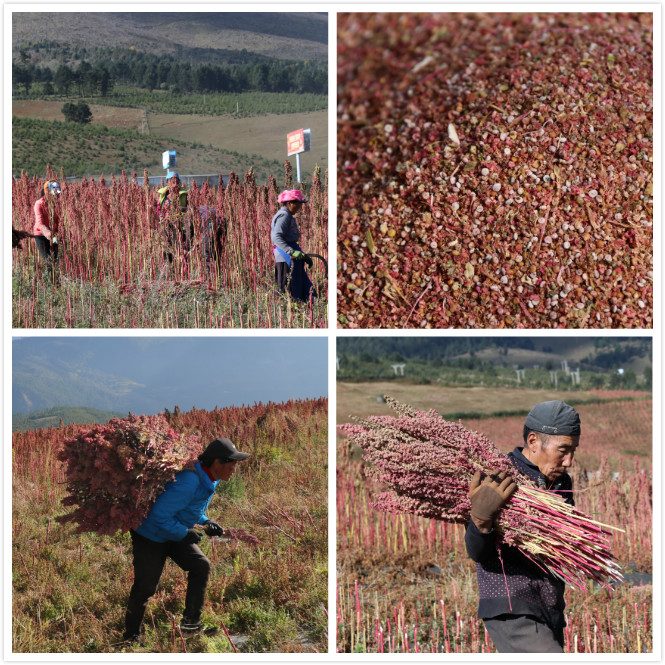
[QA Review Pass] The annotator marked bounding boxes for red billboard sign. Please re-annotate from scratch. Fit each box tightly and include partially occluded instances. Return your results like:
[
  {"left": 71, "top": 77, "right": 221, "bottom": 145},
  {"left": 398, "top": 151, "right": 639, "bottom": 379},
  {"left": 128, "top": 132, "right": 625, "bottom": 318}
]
[{"left": 287, "top": 128, "right": 305, "bottom": 156}]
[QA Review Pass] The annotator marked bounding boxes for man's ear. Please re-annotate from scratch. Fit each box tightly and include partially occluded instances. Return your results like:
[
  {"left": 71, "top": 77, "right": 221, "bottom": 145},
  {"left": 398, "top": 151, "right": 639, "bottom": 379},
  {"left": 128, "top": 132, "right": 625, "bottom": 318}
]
[{"left": 526, "top": 430, "right": 540, "bottom": 453}]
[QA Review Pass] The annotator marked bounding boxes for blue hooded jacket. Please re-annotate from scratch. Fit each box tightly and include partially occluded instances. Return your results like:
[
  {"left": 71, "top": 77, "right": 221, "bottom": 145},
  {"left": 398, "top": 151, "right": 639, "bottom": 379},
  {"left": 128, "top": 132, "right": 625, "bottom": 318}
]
[{"left": 135, "top": 462, "right": 219, "bottom": 543}]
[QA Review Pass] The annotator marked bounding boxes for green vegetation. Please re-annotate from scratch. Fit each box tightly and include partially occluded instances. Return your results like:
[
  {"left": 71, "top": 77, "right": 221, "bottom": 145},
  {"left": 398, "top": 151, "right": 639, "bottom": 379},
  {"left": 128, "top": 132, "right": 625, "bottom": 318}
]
[
  {"left": 13, "top": 45, "right": 327, "bottom": 97},
  {"left": 62, "top": 101, "right": 92, "bottom": 124},
  {"left": 337, "top": 356, "right": 650, "bottom": 392},
  {"left": 12, "top": 406, "right": 125, "bottom": 432},
  {"left": 337, "top": 337, "right": 652, "bottom": 391},
  {"left": 17, "top": 84, "right": 327, "bottom": 118},
  {"left": 12, "top": 116, "right": 282, "bottom": 180}
]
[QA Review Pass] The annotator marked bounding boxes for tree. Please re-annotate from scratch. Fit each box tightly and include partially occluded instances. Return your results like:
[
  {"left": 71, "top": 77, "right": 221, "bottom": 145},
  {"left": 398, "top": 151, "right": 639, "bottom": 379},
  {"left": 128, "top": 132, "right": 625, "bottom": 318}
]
[
  {"left": 12, "top": 64, "right": 32, "bottom": 94},
  {"left": 62, "top": 101, "right": 92, "bottom": 124},
  {"left": 55, "top": 64, "right": 74, "bottom": 96}
]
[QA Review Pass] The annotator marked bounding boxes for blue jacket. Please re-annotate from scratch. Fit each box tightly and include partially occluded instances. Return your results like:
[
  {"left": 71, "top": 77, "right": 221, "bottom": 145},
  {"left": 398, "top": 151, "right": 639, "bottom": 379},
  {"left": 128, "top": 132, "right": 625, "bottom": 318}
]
[{"left": 135, "top": 462, "right": 219, "bottom": 543}]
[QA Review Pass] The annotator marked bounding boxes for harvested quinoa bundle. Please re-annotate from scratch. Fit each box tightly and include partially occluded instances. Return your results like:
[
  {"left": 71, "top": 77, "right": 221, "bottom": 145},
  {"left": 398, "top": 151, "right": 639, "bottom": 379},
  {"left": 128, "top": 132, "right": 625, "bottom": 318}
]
[
  {"left": 339, "top": 397, "right": 623, "bottom": 590},
  {"left": 57, "top": 414, "right": 202, "bottom": 536},
  {"left": 338, "top": 13, "right": 652, "bottom": 328}
]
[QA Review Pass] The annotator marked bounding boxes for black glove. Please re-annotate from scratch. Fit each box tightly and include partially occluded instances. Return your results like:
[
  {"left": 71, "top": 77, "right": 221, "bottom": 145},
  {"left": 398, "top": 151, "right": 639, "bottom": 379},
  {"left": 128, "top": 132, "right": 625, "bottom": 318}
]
[
  {"left": 204, "top": 521, "right": 224, "bottom": 538},
  {"left": 182, "top": 529, "right": 202, "bottom": 545}
]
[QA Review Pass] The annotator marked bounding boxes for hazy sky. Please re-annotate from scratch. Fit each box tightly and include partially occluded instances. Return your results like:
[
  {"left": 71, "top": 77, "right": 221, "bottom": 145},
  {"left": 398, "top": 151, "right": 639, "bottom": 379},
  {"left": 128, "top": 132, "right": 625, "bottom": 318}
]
[{"left": 12, "top": 336, "right": 327, "bottom": 413}]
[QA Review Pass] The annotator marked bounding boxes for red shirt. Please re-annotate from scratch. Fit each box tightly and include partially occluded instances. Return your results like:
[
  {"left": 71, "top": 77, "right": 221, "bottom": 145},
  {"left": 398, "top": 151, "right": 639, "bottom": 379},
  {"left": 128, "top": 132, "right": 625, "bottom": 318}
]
[
  {"left": 33, "top": 197, "right": 59, "bottom": 239},
  {"left": 201, "top": 465, "right": 216, "bottom": 483}
]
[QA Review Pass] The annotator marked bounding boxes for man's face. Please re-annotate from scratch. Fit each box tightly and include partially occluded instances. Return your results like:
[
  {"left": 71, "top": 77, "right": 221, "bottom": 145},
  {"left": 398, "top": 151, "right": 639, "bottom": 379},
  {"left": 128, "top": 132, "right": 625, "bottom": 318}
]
[
  {"left": 526, "top": 432, "right": 579, "bottom": 482},
  {"left": 210, "top": 459, "right": 238, "bottom": 482}
]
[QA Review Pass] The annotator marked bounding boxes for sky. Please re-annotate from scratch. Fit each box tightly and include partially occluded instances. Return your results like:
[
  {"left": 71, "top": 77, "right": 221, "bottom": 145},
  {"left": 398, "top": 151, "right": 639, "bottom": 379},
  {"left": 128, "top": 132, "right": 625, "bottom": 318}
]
[{"left": 12, "top": 336, "right": 328, "bottom": 414}]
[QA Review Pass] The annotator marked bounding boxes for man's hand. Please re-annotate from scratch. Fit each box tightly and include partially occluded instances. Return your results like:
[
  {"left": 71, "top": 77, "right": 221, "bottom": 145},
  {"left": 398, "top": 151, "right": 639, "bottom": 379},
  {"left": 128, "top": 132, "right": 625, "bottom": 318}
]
[
  {"left": 182, "top": 529, "right": 202, "bottom": 545},
  {"left": 291, "top": 250, "right": 305, "bottom": 261},
  {"left": 469, "top": 469, "right": 517, "bottom": 532},
  {"left": 52, "top": 236, "right": 58, "bottom": 245},
  {"left": 203, "top": 521, "right": 224, "bottom": 538}
]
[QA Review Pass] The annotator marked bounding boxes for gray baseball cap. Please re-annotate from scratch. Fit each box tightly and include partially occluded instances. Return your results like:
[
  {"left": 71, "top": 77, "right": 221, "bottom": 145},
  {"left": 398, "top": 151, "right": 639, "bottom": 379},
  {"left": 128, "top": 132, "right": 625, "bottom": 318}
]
[{"left": 525, "top": 400, "right": 581, "bottom": 436}]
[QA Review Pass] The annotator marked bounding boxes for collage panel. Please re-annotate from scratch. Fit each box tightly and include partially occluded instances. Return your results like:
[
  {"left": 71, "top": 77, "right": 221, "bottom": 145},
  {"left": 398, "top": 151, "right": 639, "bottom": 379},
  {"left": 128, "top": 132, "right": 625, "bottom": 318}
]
[
  {"left": 336, "top": 336, "right": 653, "bottom": 654},
  {"left": 337, "top": 12, "right": 653, "bottom": 329},
  {"left": 7, "top": 5, "right": 660, "bottom": 661},
  {"left": 11, "top": 336, "right": 328, "bottom": 653},
  {"left": 11, "top": 11, "right": 329, "bottom": 330}
]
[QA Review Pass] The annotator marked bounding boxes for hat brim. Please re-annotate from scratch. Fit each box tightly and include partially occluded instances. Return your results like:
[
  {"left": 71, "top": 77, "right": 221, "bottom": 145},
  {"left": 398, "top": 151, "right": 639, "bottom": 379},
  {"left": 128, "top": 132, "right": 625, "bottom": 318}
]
[{"left": 227, "top": 452, "right": 250, "bottom": 461}]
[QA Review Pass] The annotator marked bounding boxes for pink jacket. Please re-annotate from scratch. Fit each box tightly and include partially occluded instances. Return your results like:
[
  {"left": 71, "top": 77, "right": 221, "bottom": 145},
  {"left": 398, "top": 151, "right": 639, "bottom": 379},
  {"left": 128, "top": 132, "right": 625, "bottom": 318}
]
[{"left": 33, "top": 197, "right": 59, "bottom": 239}]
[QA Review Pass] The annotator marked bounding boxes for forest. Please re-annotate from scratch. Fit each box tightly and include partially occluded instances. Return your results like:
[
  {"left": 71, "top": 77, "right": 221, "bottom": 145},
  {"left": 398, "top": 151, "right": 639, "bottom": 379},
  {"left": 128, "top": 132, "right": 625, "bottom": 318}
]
[{"left": 12, "top": 45, "right": 327, "bottom": 98}]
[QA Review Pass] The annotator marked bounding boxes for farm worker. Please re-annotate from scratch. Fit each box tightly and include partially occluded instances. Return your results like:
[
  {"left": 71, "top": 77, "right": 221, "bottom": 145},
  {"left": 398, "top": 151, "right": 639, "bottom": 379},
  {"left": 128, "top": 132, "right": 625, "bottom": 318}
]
[
  {"left": 157, "top": 172, "right": 193, "bottom": 262},
  {"left": 123, "top": 437, "right": 250, "bottom": 644},
  {"left": 465, "top": 400, "right": 581, "bottom": 653},
  {"left": 33, "top": 180, "right": 61, "bottom": 271},
  {"left": 157, "top": 171, "right": 188, "bottom": 216},
  {"left": 270, "top": 189, "right": 315, "bottom": 302}
]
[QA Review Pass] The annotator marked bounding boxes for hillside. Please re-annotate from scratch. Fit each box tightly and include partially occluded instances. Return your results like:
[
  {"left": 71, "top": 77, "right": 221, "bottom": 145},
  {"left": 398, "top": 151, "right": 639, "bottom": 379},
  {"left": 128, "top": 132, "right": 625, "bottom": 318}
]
[
  {"left": 12, "top": 406, "right": 125, "bottom": 432},
  {"left": 12, "top": 12, "right": 328, "bottom": 61},
  {"left": 12, "top": 115, "right": 286, "bottom": 183},
  {"left": 337, "top": 337, "right": 651, "bottom": 370}
]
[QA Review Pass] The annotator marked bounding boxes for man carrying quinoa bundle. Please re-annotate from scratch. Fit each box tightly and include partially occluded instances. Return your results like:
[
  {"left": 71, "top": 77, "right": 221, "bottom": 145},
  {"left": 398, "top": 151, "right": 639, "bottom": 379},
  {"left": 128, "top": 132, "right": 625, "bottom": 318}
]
[
  {"left": 465, "top": 400, "right": 581, "bottom": 653},
  {"left": 123, "top": 437, "right": 250, "bottom": 645}
]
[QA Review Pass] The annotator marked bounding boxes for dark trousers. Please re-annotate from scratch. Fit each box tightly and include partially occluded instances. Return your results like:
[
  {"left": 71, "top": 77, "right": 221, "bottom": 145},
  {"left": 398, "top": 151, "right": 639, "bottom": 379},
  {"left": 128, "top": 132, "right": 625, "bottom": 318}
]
[
  {"left": 274, "top": 261, "right": 315, "bottom": 302},
  {"left": 124, "top": 530, "right": 211, "bottom": 637},
  {"left": 483, "top": 615, "right": 564, "bottom": 653},
  {"left": 35, "top": 236, "right": 58, "bottom": 263}
]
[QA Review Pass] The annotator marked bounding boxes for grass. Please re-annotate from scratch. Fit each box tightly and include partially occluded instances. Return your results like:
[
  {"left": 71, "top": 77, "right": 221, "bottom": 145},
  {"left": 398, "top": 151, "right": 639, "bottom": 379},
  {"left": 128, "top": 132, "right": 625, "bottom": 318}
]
[
  {"left": 336, "top": 382, "right": 650, "bottom": 423},
  {"left": 12, "top": 115, "right": 283, "bottom": 183},
  {"left": 12, "top": 261, "right": 328, "bottom": 329},
  {"left": 12, "top": 400, "right": 328, "bottom": 653}
]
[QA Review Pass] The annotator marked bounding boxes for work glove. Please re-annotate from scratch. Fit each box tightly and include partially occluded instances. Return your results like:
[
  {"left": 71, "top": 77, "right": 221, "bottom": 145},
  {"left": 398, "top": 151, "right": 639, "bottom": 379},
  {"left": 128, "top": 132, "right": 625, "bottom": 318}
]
[
  {"left": 182, "top": 529, "right": 202, "bottom": 545},
  {"left": 52, "top": 236, "right": 58, "bottom": 245},
  {"left": 203, "top": 521, "right": 224, "bottom": 538},
  {"left": 303, "top": 254, "right": 314, "bottom": 268},
  {"left": 469, "top": 469, "right": 517, "bottom": 523},
  {"left": 291, "top": 250, "right": 305, "bottom": 261}
]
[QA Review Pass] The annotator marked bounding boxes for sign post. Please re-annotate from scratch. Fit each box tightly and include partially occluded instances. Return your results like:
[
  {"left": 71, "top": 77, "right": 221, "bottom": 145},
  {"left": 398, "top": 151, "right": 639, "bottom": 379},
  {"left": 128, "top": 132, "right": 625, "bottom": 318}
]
[{"left": 287, "top": 128, "right": 311, "bottom": 184}]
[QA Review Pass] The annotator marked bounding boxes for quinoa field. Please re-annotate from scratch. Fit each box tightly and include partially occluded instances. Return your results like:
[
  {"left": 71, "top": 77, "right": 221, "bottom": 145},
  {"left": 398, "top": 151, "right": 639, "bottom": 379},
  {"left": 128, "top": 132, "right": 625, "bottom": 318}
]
[
  {"left": 337, "top": 13, "right": 653, "bottom": 329},
  {"left": 12, "top": 399, "right": 328, "bottom": 653},
  {"left": 11, "top": 163, "right": 328, "bottom": 328},
  {"left": 336, "top": 391, "right": 653, "bottom": 653}
]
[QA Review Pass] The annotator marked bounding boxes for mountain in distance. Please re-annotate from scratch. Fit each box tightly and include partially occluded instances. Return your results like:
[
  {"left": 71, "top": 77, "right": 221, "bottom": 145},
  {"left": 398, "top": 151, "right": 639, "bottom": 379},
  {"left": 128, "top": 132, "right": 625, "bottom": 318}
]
[
  {"left": 13, "top": 337, "right": 328, "bottom": 416},
  {"left": 12, "top": 12, "right": 328, "bottom": 62},
  {"left": 12, "top": 406, "right": 126, "bottom": 432}
]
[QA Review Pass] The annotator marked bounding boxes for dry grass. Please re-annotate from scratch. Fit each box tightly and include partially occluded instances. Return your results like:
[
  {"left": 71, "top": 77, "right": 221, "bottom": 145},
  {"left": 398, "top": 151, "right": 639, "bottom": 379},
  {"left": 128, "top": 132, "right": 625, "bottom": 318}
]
[
  {"left": 336, "top": 383, "right": 596, "bottom": 422},
  {"left": 149, "top": 109, "right": 328, "bottom": 172},
  {"left": 12, "top": 100, "right": 327, "bottom": 173}
]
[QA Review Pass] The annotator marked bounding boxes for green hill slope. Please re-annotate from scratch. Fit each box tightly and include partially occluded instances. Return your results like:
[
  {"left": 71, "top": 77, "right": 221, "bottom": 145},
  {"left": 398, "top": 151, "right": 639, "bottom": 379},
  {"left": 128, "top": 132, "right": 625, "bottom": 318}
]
[{"left": 12, "top": 406, "right": 126, "bottom": 432}]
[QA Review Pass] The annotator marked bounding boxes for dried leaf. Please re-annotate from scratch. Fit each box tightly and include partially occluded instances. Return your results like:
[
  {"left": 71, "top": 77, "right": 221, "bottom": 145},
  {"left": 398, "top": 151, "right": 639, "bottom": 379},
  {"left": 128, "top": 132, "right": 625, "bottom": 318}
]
[
  {"left": 464, "top": 262, "right": 475, "bottom": 279},
  {"left": 365, "top": 228, "right": 376, "bottom": 255},
  {"left": 412, "top": 55, "right": 434, "bottom": 73},
  {"left": 448, "top": 123, "right": 460, "bottom": 146}
]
